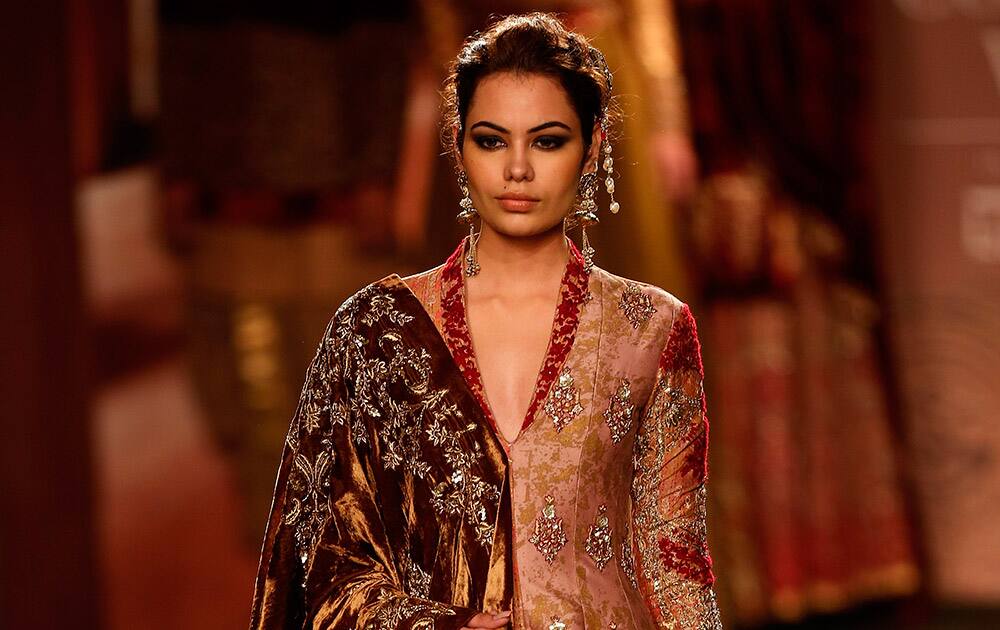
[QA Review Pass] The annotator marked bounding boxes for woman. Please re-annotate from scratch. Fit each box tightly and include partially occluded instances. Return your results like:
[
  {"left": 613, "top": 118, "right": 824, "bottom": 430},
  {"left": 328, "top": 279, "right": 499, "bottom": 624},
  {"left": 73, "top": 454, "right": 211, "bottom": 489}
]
[{"left": 249, "top": 13, "right": 721, "bottom": 629}]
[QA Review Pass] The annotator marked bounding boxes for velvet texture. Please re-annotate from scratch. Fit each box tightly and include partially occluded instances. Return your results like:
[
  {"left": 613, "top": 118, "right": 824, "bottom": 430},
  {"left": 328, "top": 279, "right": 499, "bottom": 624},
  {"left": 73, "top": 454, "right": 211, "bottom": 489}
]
[{"left": 249, "top": 275, "right": 512, "bottom": 629}]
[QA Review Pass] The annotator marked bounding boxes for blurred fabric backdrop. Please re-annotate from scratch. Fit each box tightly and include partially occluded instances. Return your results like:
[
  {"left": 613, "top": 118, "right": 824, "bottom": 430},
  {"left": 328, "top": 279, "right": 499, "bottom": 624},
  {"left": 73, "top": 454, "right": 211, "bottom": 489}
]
[{"left": 3, "top": 1, "right": 1000, "bottom": 629}]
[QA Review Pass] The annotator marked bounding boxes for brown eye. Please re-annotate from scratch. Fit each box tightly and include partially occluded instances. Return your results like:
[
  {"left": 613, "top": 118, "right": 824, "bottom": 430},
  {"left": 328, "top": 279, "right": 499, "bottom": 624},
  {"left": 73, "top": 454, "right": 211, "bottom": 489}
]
[
  {"left": 534, "top": 135, "right": 568, "bottom": 150},
  {"left": 473, "top": 135, "right": 505, "bottom": 150}
]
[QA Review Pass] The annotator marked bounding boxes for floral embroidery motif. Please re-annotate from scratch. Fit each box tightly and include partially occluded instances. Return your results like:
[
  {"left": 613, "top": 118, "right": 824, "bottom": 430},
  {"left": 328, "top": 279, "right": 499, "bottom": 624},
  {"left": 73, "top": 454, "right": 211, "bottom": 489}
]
[
  {"left": 427, "top": 420, "right": 500, "bottom": 546},
  {"left": 402, "top": 553, "right": 432, "bottom": 600},
  {"left": 284, "top": 445, "right": 334, "bottom": 568},
  {"left": 283, "top": 283, "right": 503, "bottom": 580},
  {"left": 549, "top": 618, "right": 566, "bottom": 630},
  {"left": 529, "top": 494, "right": 568, "bottom": 564},
  {"left": 545, "top": 369, "right": 584, "bottom": 432},
  {"left": 603, "top": 378, "right": 635, "bottom": 444},
  {"left": 619, "top": 283, "right": 656, "bottom": 329},
  {"left": 367, "top": 587, "right": 457, "bottom": 628},
  {"left": 584, "top": 504, "right": 613, "bottom": 571}
]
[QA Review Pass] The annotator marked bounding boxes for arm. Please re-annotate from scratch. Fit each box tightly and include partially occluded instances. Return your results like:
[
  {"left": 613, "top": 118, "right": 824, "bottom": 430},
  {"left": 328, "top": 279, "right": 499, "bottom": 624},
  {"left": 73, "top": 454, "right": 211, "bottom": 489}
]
[
  {"left": 630, "top": 304, "right": 723, "bottom": 629},
  {"left": 248, "top": 311, "right": 478, "bottom": 630}
]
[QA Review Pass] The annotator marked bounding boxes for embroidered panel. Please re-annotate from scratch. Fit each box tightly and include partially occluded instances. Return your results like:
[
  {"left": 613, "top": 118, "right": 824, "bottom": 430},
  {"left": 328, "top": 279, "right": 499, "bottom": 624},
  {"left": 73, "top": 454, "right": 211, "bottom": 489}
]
[
  {"left": 604, "top": 378, "right": 636, "bottom": 444},
  {"left": 529, "top": 494, "right": 569, "bottom": 564}
]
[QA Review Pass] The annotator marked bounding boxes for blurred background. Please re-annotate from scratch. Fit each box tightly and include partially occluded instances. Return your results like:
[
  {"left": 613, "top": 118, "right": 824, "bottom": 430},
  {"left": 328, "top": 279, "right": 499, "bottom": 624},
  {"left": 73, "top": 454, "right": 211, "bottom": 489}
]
[{"left": 2, "top": 1, "right": 999, "bottom": 628}]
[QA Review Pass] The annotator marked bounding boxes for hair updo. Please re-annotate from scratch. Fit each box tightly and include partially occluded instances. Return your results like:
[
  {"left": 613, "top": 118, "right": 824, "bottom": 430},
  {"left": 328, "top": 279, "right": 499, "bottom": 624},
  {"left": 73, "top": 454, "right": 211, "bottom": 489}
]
[{"left": 441, "top": 12, "right": 619, "bottom": 166}]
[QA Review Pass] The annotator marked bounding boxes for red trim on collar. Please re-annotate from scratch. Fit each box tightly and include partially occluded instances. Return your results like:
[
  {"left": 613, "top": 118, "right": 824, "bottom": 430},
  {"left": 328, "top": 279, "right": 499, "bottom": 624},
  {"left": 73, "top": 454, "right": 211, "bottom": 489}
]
[{"left": 439, "top": 236, "right": 589, "bottom": 443}]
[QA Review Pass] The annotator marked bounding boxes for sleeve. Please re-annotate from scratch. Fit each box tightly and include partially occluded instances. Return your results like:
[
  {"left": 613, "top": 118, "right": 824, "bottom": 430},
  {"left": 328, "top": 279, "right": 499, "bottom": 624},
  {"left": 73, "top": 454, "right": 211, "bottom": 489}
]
[
  {"left": 630, "top": 303, "right": 723, "bottom": 629},
  {"left": 248, "top": 311, "right": 478, "bottom": 630}
]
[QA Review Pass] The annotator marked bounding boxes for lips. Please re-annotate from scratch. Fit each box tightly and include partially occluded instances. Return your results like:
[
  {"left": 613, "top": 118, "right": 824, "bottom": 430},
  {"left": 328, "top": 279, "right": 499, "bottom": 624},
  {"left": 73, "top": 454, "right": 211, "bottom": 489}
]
[{"left": 496, "top": 194, "right": 540, "bottom": 212}]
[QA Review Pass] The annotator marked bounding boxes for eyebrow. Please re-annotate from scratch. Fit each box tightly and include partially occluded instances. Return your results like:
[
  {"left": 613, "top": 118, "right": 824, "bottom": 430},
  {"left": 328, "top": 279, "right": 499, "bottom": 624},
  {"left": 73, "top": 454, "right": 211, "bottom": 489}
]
[{"left": 469, "top": 120, "right": 573, "bottom": 134}]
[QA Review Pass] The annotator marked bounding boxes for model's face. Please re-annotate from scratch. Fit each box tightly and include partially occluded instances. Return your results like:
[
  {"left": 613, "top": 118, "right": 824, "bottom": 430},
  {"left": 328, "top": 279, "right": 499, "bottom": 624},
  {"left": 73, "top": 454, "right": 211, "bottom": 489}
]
[{"left": 459, "top": 72, "right": 602, "bottom": 238}]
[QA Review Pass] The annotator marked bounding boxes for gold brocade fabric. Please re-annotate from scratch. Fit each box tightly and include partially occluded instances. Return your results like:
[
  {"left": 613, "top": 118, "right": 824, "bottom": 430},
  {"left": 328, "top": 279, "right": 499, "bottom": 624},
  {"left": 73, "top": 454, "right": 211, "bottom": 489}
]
[{"left": 249, "top": 238, "right": 723, "bottom": 628}]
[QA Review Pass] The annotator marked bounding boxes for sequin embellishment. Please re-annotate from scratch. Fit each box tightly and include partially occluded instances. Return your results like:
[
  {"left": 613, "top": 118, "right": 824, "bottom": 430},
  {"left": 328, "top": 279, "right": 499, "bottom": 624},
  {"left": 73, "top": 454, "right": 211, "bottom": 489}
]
[
  {"left": 621, "top": 537, "right": 638, "bottom": 589},
  {"left": 603, "top": 378, "right": 635, "bottom": 444},
  {"left": 584, "top": 504, "right": 614, "bottom": 571},
  {"left": 529, "top": 494, "right": 568, "bottom": 564},
  {"left": 545, "top": 369, "right": 584, "bottom": 432},
  {"left": 619, "top": 283, "right": 656, "bottom": 329}
]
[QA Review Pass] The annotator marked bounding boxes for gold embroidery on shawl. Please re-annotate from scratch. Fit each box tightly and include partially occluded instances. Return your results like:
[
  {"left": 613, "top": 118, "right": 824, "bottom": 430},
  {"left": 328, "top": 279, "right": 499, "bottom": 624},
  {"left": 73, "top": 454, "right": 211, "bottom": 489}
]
[
  {"left": 603, "top": 378, "right": 636, "bottom": 444},
  {"left": 545, "top": 369, "right": 584, "bottom": 432},
  {"left": 584, "top": 504, "right": 614, "bottom": 571},
  {"left": 283, "top": 284, "right": 503, "bottom": 580},
  {"left": 427, "top": 420, "right": 500, "bottom": 546},
  {"left": 366, "top": 587, "right": 457, "bottom": 628},
  {"left": 619, "top": 283, "right": 656, "bottom": 329},
  {"left": 529, "top": 494, "right": 568, "bottom": 564},
  {"left": 356, "top": 288, "right": 500, "bottom": 548},
  {"left": 284, "top": 446, "right": 334, "bottom": 567},
  {"left": 402, "top": 553, "right": 432, "bottom": 600}
]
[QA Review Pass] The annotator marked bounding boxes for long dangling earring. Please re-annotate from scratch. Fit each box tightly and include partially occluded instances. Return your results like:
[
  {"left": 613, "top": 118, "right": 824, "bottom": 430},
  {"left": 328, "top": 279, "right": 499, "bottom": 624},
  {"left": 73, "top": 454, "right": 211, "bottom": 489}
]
[
  {"left": 569, "top": 132, "right": 620, "bottom": 274},
  {"left": 456, "top": 170, "right": 480, "bottom": 276},
  {"left": 572, "top": 170, "right": 600, "bottom": 273},
  {"left": 603, "top": 136, "right": 620, "bottom": 216}
]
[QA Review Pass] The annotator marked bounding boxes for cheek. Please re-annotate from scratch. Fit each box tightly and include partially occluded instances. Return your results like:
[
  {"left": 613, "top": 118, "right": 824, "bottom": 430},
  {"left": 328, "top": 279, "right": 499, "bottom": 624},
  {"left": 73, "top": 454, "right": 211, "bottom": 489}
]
[{"left": 540, "top": 156, "right": 584, "bottom": 199}]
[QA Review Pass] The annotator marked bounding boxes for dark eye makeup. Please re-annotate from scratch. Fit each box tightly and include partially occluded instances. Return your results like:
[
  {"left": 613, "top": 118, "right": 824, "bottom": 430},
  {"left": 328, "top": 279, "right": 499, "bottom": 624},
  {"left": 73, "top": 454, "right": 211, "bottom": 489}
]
[{"left": 470, "top": 134, "right": 570, "bottom": 151}]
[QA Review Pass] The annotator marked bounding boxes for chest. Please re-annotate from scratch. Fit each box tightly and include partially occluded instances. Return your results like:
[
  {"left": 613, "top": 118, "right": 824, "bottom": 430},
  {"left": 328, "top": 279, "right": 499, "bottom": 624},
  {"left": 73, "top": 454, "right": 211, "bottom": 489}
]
[{"left": 466, "top": 296, "right": 556, "bottom": 443}]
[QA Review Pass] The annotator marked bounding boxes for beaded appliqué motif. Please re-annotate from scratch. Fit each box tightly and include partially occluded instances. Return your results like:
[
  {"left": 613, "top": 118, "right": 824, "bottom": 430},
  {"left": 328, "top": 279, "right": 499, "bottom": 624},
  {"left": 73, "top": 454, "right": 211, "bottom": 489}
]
[
  {"left": 584, "top": 504, "right": 614, "bottom": 571},
  {"left": 603, "top": 378, "right": 635, "bottom": 444},
  {"left": 545, "top": 368, "right": 584, "bottom": 432},
  {"left": 619, "top": 283, "right": 656, "bottom": 329},
  {"left": 529, "top": 494, "right": 568, "bottom": 563}
]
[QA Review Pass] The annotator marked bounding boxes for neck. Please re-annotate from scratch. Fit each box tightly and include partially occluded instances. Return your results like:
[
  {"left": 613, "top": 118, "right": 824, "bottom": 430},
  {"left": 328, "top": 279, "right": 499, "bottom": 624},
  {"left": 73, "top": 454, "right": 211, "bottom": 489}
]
[{"left": 470, "top": 223, "right": 569, "bottom": 294}]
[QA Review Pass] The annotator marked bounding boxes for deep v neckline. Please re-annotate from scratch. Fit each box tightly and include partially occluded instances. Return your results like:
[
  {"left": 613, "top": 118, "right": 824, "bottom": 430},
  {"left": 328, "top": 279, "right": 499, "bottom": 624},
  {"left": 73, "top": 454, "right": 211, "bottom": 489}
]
[{"left": 435, "top": 235, "right": 590, "bottom": 448}]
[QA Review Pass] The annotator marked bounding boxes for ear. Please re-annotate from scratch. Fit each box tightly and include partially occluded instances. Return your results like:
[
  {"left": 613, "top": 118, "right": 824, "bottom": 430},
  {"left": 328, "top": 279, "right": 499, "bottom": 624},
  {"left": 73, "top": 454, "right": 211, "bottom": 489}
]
[{"left": 585, "top": 122, "right": 603, "bottom": 173}]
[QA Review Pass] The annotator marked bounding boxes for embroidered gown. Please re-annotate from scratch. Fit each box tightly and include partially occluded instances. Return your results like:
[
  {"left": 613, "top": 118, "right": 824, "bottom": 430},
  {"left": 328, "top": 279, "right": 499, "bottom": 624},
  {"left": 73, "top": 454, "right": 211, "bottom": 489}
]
[{"left": 249, "top": 237, "right": 722, "bottom": 629}]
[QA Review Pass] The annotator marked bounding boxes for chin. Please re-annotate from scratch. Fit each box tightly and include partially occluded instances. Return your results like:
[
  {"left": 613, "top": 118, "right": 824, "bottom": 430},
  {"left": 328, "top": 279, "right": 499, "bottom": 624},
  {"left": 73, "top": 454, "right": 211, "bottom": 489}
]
[{"left": 484, "top": 213, "right": 564, "bottom": 239}]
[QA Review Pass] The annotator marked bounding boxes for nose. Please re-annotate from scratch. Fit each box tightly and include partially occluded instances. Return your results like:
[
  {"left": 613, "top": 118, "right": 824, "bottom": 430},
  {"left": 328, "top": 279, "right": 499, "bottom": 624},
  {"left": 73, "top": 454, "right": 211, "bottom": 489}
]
[{"left": 504, "top": 143, "right": 533, "bottom": 183}]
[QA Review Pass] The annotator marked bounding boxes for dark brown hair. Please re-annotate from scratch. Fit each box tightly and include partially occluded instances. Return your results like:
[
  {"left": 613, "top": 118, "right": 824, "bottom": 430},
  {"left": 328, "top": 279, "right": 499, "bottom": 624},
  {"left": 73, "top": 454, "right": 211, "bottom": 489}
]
[{"left": 441, "top": 12, "right": 619, "bottom": 165}]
